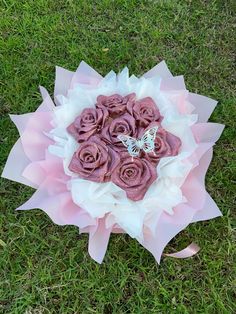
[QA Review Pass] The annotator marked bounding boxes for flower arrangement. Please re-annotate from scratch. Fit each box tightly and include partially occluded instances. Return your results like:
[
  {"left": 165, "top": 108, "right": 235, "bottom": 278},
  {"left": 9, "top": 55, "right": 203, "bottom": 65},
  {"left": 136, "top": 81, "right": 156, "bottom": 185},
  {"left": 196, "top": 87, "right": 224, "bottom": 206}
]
[
  {"left": 2, "top": 61, "right": 224, "bottom": 263},
  {"left": 67, "top": 94, "right": 180, "bottom": 201}
]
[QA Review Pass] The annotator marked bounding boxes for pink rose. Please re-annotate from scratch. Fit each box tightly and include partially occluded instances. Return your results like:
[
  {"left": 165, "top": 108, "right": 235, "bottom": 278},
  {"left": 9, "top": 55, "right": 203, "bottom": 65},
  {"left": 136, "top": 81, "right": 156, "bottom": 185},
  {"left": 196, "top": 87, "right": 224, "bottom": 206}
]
[
  {"left": 111, "top": 156, "right": 157, "bottom": 201},
  {"left": 96, "top": 93, "right": 136, "bottom": 117},
  {"left": 101, "top": 113, "right": 137, "bottom": 151},
  {"left": 68, "top": 136, "right": 120, "bottom": 183},
  {"left": 127, "top": 97, "right": 162, "bottom": 127},
  {"left": 140, "top": 123, "right": 181, "bottom": 165},
  {"left": 67, "top": 108, "right": 108, "bottom": 143}
]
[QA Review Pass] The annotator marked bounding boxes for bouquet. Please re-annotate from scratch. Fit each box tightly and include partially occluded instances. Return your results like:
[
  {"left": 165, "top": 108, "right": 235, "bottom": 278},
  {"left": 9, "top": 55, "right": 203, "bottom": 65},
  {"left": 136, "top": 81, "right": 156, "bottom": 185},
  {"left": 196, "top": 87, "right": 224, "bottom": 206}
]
[{"left": 2, "top": 61, "right": 224, "bottom": 263}]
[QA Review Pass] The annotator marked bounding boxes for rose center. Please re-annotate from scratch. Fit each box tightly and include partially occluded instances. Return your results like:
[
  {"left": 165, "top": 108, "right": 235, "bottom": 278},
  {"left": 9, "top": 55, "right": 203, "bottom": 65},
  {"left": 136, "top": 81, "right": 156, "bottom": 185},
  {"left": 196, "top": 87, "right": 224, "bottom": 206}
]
[
  {"left": 83, "top": 152, "right": 95, "bottom": 163},
  {"left": 114, "top": 123, "right": 128, "bottom": 134},
  {"left": 80, "top": 148, "right": 100, "bottom": 163},
  {"left": 154, "top": 139, "right": 161, "bottom": 151},
  {"left": 121, "top": 166, "right": 137, "bottom": 180},
  {"left": 107, "top": 97, "right": 122, "bottom": 106},
  {"left": 140, "top": 107, "right": 153, "bottom": 116},
  {"left": 82, "top": 113, "right": 95, "bottom": 124}
]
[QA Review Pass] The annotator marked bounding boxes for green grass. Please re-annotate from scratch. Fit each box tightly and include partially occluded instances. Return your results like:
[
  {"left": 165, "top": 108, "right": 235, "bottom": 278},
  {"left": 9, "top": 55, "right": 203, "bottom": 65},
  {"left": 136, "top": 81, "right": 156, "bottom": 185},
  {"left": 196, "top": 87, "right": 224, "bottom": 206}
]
[{"left": 0, "top": 0, "right": 235, "bottom": 313}]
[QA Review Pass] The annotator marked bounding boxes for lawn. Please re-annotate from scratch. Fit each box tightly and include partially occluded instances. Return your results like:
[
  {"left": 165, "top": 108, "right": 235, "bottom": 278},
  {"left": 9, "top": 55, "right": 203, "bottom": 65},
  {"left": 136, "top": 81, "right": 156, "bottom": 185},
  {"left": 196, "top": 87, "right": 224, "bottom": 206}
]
[{"left": 0, "top": 0, "right": 235, "bottom": 313}]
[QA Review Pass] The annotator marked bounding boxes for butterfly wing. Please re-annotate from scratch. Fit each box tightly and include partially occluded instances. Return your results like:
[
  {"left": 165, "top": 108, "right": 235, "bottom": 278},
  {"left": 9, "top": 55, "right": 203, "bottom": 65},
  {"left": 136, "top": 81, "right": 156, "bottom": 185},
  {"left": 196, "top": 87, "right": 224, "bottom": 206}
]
[
  {"left": 117, "top": 134, "right": 140, "bottom": 157},
  {"left": 141, "top": 126, "right": 159, "bottom": 153}
]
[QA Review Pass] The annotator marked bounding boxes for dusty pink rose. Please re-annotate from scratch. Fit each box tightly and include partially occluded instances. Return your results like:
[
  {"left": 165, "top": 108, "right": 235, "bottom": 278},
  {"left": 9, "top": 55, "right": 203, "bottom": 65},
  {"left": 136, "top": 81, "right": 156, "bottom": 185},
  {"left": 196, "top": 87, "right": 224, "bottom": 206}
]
[
  {"left": 101, "top": 113, "right": 137, "bottom": 151},
  {"left": 67, "top": 108, "right": 108, "bottom": 143},
  {"left": 127, "top": 97, "right": 162, "bottom": 127},
  {"left": 68, "top": 136, "right": 120, "bottom": 183},
  {"left": 140, "top": 123, "right": 181, "bottom": 165},
  {"left": 111, "top": 155, "right": 157, "bottom": 201},
  {"left": 96, "top": 93, "right": 136, "bottom": 117}
]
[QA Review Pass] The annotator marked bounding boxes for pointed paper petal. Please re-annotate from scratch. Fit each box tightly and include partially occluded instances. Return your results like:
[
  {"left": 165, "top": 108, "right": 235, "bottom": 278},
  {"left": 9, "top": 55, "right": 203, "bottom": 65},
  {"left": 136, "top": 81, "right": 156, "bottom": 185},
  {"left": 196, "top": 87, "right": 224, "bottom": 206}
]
[
  {"left": 192, "top": 123, "right": 224, "bottom": 143},
  {"left": 39, "top": 86, "right": 49, "bottom": 100},
  {"left": 161, "top": 76, "right": 186, "bottom": 90},
  {"left": 22, "top": 161, "right": 45, "bottom": 186},
  {"left": 182, "top": 148, "right": 213, "bottom": 210},
  {"left": 189, "top": 93, "right": 217, "bottom": 122},
  {"left": 10, "top": 94, "right": 54, "bottom": 133},
  {"left": 164, "top": 90, "right": 194, "bottom": 115},
  {"left": 10, "top": 113, "right": 32, "bottom": 135},
  {"left": 88, "top": 218, "right": 112, "bottom": 263},
  {"left": 70, "top": 61, "right": 103, "bottom": 88},
  {"left": 191, "top": 192, "right": 222, "bottom": 222},
  {"left": 54, "top": 66, "right": 74, "bottom": 104},
  {"left": 16, "top": 178, "right": 67, "bottom": 225},
  {"left": 38, "top": 86, "right": 55, "bottom": 111},
  {"left": 15, "top": 112, "right": 53, "bottom": 161},
  {"left": 188, "top": 142, "right": 213, "bottom": 168},
  {"left": 143, "top": 61, "right": 173, "bottom": 79},
  {"left": 17, "top": 177, "right": 94, "bottom": 229},
  {"left": 1, "top": 139, "right": 36, "bottom": 188}
]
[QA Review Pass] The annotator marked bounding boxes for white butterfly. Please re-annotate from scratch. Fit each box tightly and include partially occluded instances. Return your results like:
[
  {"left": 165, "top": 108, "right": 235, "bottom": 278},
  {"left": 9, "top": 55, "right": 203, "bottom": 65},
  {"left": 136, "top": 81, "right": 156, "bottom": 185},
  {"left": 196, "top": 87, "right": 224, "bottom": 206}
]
[{"left": 117, "top": 126, "right": 159, "bottom": 158}]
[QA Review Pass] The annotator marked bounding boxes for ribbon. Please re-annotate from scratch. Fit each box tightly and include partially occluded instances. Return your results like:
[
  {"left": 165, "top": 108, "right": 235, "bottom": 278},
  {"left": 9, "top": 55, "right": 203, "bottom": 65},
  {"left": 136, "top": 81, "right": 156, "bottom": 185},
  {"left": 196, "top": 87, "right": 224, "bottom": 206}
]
[{"left": 164, "top": 242, "right": 200, "bottom": 259}]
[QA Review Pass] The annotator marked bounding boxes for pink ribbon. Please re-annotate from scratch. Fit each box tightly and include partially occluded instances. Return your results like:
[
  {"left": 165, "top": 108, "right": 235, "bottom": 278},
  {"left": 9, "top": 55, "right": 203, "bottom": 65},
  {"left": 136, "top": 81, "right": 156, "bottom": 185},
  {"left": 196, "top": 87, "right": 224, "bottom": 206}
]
[{"left": 164, "top": 242, "right": 200, "bottom": 259}]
